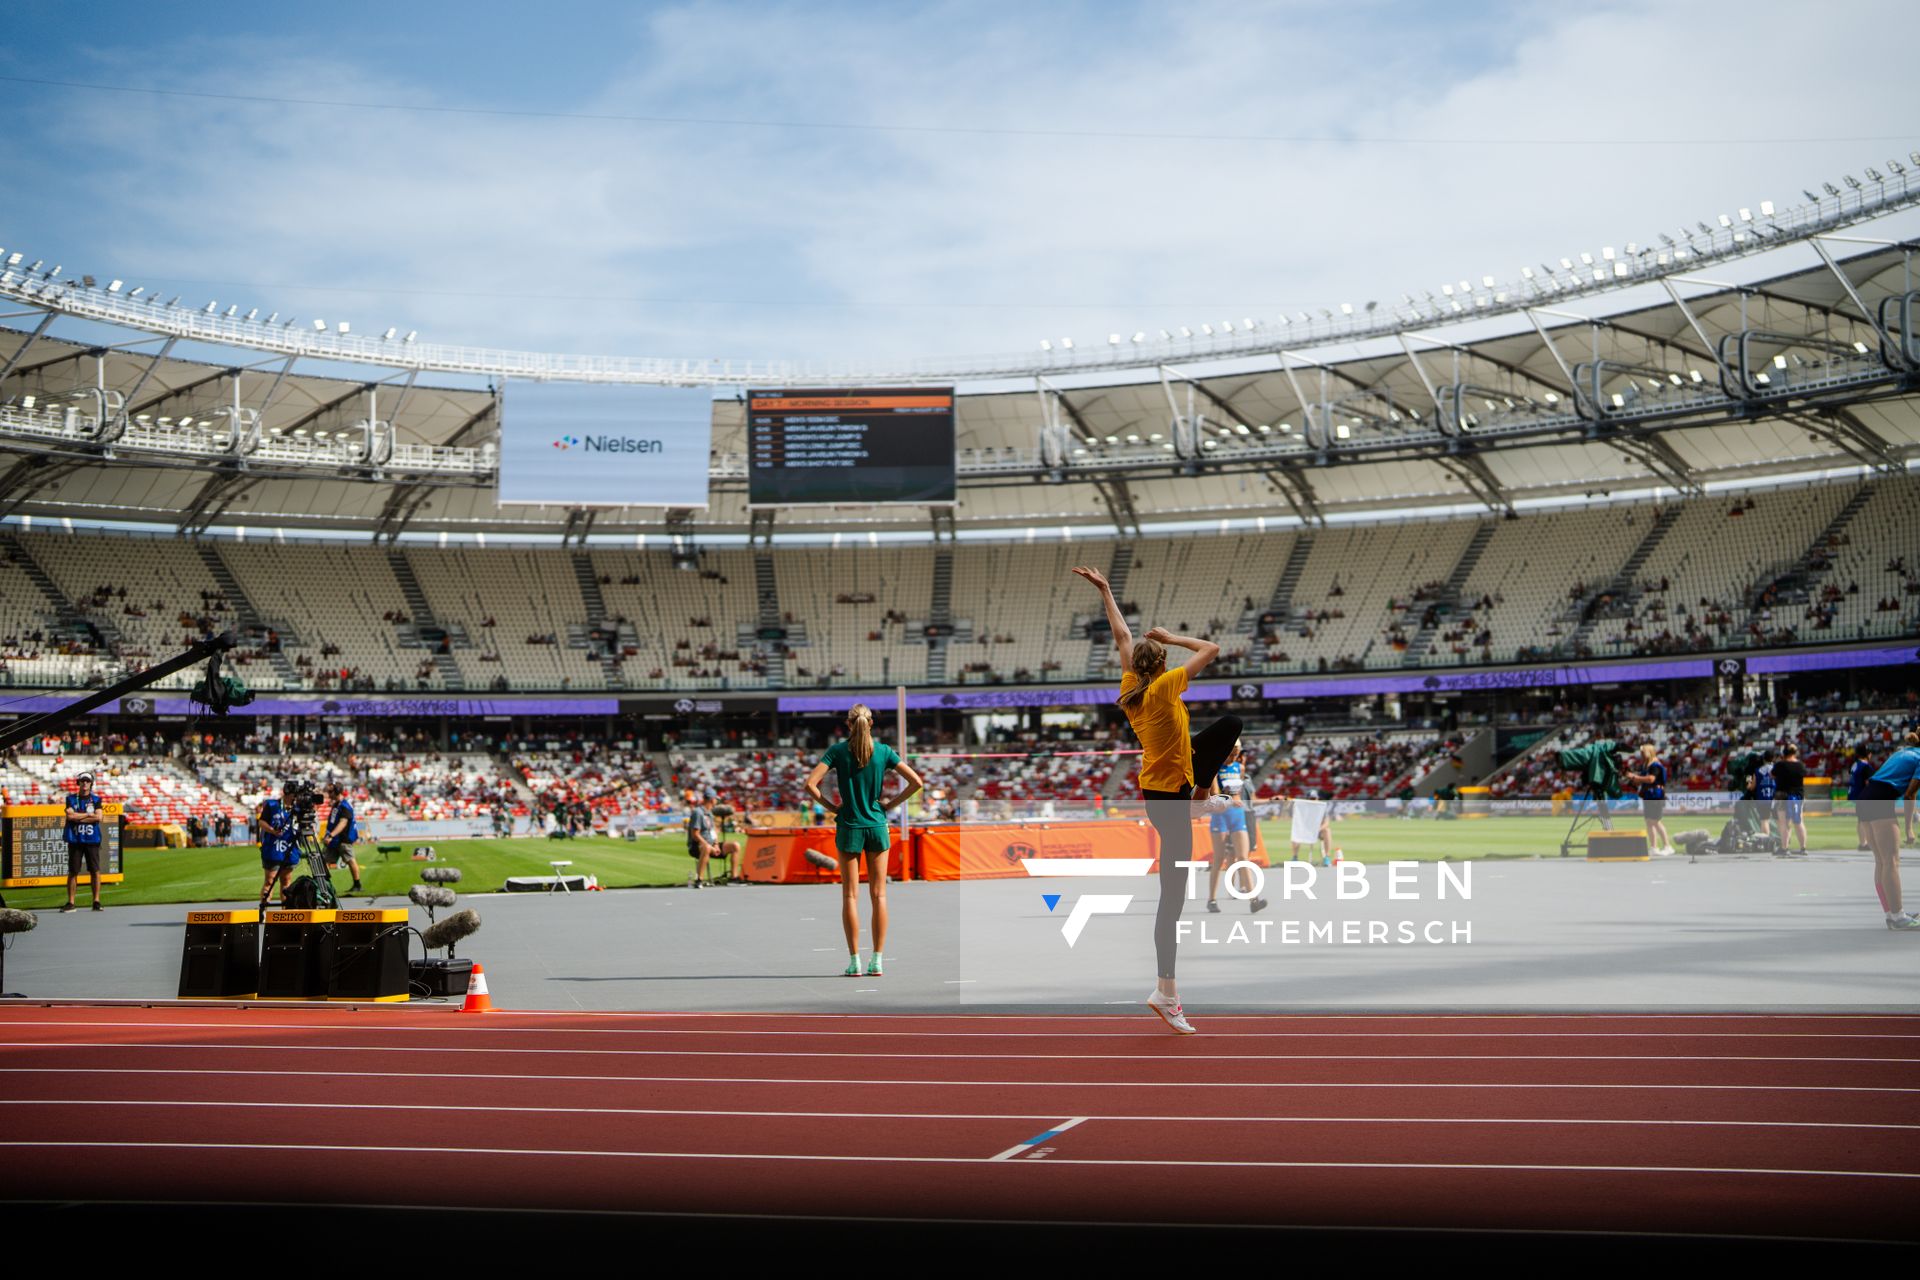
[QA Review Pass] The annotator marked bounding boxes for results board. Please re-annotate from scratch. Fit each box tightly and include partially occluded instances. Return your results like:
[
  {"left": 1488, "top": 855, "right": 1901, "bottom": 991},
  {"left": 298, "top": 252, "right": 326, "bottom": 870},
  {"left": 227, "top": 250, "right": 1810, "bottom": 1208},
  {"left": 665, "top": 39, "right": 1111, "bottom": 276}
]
[
  {"left": 4, "top": 802, "right": 125, "bottom": 886},
  {"left": 746, "top": 388, "right": 956, "bottom": 506}
]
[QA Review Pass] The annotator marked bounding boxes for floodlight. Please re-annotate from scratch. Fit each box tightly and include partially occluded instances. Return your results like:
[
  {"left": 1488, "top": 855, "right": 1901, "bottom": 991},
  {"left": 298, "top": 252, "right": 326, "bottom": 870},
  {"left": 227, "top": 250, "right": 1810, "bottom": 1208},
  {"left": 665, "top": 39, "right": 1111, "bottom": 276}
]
[
  {"left": 1601, "top": 247, "right": 1615, "bottom": 261},
  {"left": 21, "top": 395, "right": 34, "bottom": 409},
  {"left": 1441, "top": 284, "right": 1454, "bottom": 296},
  {"left": 1717, "top": 214, "right": 1732, "bottom": 228},
  {"left": 1853, "top": 341, "right": 1869, "bottom": 354},
  {"left": 204, "top": 302, "right": 218, "bottom": 314},
  {"left": 1333, "top": 423, "right": 1350, "bottom": 440},
  {"left": 1242, "top": 317, "right": 1256, "bottom": 328},
  {"left": 225, "top": 306, "right": 237, "bottom": 317},
  {"left": 1866, "top": 168, "right": 1884, "bottom": 182},
  {"left": 1521, "top": 267, "right": 1534, "bottom": 279},
  {"left": 1339, "top": 302, "right": 1353, "bottom": 315},
  {"left": 1559, "top": 257, "right": 1573, "bottom": 270},
  {"left": 337, "top": 322, "right": 349, "bottom": 333},
  {"left": 1106, "top": 333, "right": 1120, "bottom": 345},
  {"left": 1822, "top": 183, "right": 1839, "bottom": 196},
  {"left": 1039, "top": 339, "right": 1051, "bottom": 351},
  {"left": 1773, "top": 354, "right": 1787, "bottom": 369},
  {"left": 1179, "top": 326, "right": 1192, "bottom": 338},
  {"left": 1060, "top": 337, "right": 1073, "bottom": 349},
  {"left": 107, "top": 279, "right": 122, "bottom": 292},
  {"left": 383, "top": 327, "right": 397, "bottom": 340},
  {"left": 1158, "top": 330, "right": 1172, "bottom": 341},
  {"left": 1200, "top": 323, "right": 1213, "bottom": 335},
  {"left": 313, "top": 319, "right": 327, "bottom": 331},
  {"left": 1843, "top": 175, "right": 1861, "bottom": 190},
  {"left": 1481, "top": 275, "right": 1494, "bottom": 287},
  {"left": 245, "top": 308, "right": 258, "bottom": 321}
]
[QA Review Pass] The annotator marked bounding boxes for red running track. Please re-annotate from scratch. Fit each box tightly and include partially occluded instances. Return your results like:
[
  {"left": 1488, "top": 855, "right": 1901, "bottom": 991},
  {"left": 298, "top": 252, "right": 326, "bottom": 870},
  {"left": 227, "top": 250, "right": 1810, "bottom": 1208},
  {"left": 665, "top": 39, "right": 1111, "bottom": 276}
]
[{"left": 0, "top": 1006, "right": 1915, "bottom": 1241}]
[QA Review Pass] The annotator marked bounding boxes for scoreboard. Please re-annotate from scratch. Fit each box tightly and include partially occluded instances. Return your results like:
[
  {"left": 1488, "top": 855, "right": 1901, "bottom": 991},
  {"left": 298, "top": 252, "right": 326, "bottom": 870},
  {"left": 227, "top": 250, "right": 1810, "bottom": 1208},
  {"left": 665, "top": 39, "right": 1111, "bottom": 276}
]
[
  {"left": 747, "top": 388, "right": 956, "bottom": 506},
  {"left": 4, "top": 802, "right": 125, "bottom": 886}
]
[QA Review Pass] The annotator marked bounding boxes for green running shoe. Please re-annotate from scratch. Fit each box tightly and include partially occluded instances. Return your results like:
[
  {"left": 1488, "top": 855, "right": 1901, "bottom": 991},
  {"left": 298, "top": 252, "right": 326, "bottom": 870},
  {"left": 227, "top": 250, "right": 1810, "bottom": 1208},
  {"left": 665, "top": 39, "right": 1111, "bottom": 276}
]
[
  {"left": 841, "top": 955, "right": 862, "bottom": 976},
  {"left": 866, "top": 954, "right": 884, "bottom": 977}
]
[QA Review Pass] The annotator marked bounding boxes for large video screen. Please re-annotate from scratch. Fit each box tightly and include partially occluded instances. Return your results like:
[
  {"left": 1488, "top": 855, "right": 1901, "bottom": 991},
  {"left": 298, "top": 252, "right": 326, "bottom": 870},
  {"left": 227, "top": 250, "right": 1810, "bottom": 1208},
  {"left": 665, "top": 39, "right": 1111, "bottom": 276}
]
[
  {"left": 499, "top": 382, "right": 714, "bottom": 508},
  {"left": 747, "top": 388, "right": 956, "bottom": 506}
]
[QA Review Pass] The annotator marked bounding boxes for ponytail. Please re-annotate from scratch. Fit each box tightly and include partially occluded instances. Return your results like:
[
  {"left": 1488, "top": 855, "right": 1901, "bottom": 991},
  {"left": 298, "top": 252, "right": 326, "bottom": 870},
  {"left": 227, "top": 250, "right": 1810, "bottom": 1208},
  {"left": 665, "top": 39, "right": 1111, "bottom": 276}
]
[
  {"left": 846, "top": 703, "right": 874, "bottom": 768},
  {"left": 1117, "top": 639, "right": 1167, "bottom": 712}
]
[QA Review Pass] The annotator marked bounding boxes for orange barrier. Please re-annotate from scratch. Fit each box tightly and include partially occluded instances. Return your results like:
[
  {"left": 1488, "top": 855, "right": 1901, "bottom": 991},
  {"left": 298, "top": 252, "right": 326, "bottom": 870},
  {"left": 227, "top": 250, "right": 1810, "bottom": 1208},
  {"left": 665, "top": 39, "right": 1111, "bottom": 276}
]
[
  {"left": 916, "top": 820, "right": 1157, "bottom": 881},
  {"left": 740, "top": 827, "right": 914, "bottom": 884}
]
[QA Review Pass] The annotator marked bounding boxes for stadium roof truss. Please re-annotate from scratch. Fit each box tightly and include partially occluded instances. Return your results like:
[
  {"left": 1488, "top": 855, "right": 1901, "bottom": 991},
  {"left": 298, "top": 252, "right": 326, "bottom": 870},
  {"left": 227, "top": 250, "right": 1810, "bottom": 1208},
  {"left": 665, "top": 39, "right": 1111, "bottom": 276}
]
[{"left": 0, "top": 169, "right": 1916, "bottom": 537}]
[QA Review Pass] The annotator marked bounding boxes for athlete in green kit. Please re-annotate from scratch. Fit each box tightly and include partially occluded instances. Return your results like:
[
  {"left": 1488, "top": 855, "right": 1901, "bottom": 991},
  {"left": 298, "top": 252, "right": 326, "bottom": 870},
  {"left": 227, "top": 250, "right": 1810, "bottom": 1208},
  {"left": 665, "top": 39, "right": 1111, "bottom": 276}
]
[{"left": 805, "top": 702, "right": 924, "bottom": 977}]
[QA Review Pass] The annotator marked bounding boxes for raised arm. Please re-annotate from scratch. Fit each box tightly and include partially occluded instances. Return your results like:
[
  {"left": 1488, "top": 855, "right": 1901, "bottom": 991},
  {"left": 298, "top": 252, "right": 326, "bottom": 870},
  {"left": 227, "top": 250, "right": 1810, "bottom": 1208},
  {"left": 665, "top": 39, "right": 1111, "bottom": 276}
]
[
  {"left": 1070, "top": 566, "right": 1132, "bottom": 669},
  {"left": 1145, "top": 626, "right": 1221, "bottom": 677}
]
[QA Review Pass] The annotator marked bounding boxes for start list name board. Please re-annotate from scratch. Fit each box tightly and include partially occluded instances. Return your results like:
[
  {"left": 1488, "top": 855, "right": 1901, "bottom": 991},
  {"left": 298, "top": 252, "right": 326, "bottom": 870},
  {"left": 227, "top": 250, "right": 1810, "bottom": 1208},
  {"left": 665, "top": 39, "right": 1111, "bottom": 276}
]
[{"left": 747, "top": 389, "right": 956, "bottom": 506}]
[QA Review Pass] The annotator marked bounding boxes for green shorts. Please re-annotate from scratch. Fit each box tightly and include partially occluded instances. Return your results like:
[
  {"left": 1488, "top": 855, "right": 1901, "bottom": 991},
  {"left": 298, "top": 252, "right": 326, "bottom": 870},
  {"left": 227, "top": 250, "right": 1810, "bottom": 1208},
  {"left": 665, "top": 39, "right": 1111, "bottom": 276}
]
[{"left": 834, "top": 824, "right": 891, "bottom": 856}]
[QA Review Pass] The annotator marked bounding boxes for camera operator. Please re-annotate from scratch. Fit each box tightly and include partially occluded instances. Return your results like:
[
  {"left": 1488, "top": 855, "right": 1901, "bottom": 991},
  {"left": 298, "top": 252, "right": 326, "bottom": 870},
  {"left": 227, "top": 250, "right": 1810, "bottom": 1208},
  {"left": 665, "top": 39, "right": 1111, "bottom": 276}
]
[
  {"left": 322, "top": 781, "right": 365, "bottom": 895},
  {"left": 62, "top": 772, "right": 105, "bottom": 914},
  {"left": 256, "top": 780, "right": 299, "bottom": 911}
]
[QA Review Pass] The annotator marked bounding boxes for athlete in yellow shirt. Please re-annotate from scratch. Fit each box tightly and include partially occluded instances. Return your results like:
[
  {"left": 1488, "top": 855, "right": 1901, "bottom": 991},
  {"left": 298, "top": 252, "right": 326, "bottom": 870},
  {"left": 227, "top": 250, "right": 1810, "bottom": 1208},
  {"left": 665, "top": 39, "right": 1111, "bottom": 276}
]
[{"left": 1072, "top": 565, "right": 1240, "bottom": 1035}]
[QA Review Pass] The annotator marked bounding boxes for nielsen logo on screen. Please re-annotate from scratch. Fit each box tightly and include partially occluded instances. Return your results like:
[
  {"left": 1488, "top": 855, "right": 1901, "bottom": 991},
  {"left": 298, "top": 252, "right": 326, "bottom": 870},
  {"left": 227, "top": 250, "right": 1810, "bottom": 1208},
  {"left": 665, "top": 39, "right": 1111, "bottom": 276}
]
[{"left": 567, "top": 436, "right": 665, "bottom": 454}]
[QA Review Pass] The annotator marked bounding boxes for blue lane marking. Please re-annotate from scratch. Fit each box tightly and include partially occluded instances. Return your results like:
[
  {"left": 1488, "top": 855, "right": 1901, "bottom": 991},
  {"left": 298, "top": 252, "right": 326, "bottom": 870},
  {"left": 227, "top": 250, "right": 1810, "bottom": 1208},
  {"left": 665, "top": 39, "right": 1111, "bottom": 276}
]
[{"left": 1020, "top": 1129, "right": 1060, "bottom": 1145}]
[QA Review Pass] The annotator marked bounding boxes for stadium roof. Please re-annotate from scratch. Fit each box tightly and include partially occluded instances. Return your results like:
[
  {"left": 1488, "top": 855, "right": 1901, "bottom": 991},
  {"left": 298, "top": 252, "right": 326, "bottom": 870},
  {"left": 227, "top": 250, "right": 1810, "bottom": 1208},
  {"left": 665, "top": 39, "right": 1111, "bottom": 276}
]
[{"left": 1, "top": 204, "right": 1915, "bottom": 539}]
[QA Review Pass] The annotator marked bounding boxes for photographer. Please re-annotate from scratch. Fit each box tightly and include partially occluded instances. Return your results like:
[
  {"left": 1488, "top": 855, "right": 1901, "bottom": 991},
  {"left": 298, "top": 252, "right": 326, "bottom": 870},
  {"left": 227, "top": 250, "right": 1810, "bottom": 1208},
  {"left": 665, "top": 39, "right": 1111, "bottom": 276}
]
[
  {"left": 256, "top": 780, "right": 299, "bottom": 911},
  {"left": 61, "top": 772, "right": 104, "bottom": 914},
  {"left": 322, "top": 781, "right": 365, "bottom": 895}
]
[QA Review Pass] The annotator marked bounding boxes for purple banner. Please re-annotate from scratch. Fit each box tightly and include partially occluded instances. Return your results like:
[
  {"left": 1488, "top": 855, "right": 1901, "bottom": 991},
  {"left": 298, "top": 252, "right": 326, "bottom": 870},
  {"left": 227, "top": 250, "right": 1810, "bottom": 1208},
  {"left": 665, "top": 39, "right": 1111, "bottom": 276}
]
[
  {"left": 1263, "top": 659, "right": 1714, "bottom": 699},
  {"left": 1747, "top": 645, "right": 1917, "bottom": 674},
  {"left": 778, "top": 684, "right": 1236, "bottom": 713},
  {"left": 3, "top": 693, "right": 619, "bottom": 718}
]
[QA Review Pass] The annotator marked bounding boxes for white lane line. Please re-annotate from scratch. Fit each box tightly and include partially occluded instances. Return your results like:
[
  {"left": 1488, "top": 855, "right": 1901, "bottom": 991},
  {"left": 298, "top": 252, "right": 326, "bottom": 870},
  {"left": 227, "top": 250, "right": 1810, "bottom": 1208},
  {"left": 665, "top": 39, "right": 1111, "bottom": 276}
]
[
  {"left": 0, "top": 1066, "right": 1912, "bottom": 1092},
  {"left": 990, "top": 1116, "right": 1089, "bottom": 1161},
  {"left": 1, "top": 1139, "right": 1914, "bottom": 1181},
  {"left": 4, "top": 1019, "right": 1914, "bottom": 1040},
  {"left": 1, "top": 1040, "right": 1911, "bottom": 1065},
  {"left": 6, "top": 1010, "right": 1911, "bottom": 1023},
  {"left": 6, "top": 1099, "right": 1915, "bottom": 1131}
]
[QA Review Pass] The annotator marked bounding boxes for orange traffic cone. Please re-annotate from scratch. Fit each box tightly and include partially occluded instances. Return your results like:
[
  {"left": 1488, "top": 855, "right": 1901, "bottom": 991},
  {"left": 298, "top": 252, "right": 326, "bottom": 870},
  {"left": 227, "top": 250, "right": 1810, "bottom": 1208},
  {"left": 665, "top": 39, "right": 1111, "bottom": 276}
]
[{"left": 461, "top": 962, "right": 495, "bottom": 1013}]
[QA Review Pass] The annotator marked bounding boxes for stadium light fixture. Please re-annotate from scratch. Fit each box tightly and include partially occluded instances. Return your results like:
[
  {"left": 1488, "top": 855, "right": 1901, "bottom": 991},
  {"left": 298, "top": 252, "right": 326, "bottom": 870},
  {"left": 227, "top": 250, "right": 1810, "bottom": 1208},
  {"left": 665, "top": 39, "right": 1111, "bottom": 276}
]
[
  {"left": 20, "top": 395, "right": 33, "bottom": 409},
  {"left": 1854, "top": 340, "right": 1870, "bottom": 354},
  {"left": 1243, "top": 317, "right": 1257, "bottom": 329},
  {"left": 1158, "top": 330, "right": 1172, "bottom": 341},
  {"left": 1579, "top": 252, "right": 1593, "bottom": 266},
  {"left": 1060, "top": 337, "right": 1073, "bottom": 349},
  {"left": 203, "top": 302, "right": 217, "bottom": 314},
  {"left": 1738, "top": 208, "right": 1752, "bottom": 222},
  {"left": 1543, "top": 392, "right": 1560, "bottom": 404},
  {"left": 1039, "top": 339, "right": 1051, "bottom": 351},
  {"left": 1131, "top": 332, "right": 1145, "bottom": 343},
  {"left": 1107, "top": 333, "right": 1120, "bottom": 345},
  {"left": 1717, "top": 214, "right": 1733, "bottom": 228},
  {"left": 1601, "top": 248, "right": 1615, "bottom": 261},
  {"left": 1200, "top": 324, "right": 1213, "bottom": 336},
  {"left": 245, "top": 308, "right": 258, "bottom": 321},
  {"left": 1441, "top": 284, "right": 1454, "bottom": 296},
  {"left": 1773, "top": 354, "right": 1788, "bottom": 369},
  {"left": 337, "top": 322, "right": 349, "bottom": 334},
  {"left": 1333, "top": 423, "right": 1350, "bottom": 440},
  {"left": 1910, "top": 151, "right": 1920, "bottom": 165},
  {"left": 403, "top": 331, "right": 416, "bottom": 343},
  {"left": 225, "top": 306, "right": 237, "bottom": 317},
  {"left": 1179, "top": 326, "right": 1192, "bottom": 338},
  {"left": 313, "top": 319, "right": 327, "bottom": 331},
  {"left": 1559, "top": 257, "right": 1573, "bottom": 270},
  {"left": 1843, "top": 175, "right": 1862, "bottom": 190},
  {"left": 106, "top": 279, "right": 122, "bottom": 292},
  {"left": 1690, "top": 369, "right": 1703, "bottom": 382},
  {"left": 1277, "top": 422, "right": 1292, "bottom": 433},
  {"left": 1759, "top": 200, "right": 1775, "bottom": 216},
  {"left": 1823, "top": 182, "right": 1839, "bottom": 197},
  {"left": 1339, "top": 303, "right": 1353, "bottom": 315}
]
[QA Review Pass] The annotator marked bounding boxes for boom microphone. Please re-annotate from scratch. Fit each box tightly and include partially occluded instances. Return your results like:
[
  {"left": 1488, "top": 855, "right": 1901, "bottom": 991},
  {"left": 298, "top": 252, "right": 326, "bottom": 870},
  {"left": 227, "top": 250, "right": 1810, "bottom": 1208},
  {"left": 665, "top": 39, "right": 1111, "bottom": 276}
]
[
  {"left": 803, "top": 849, "right": 838, "bottom": 871},
  {"left": 420, "top": 867, "right": 462, "bottom": 884},
  {"left": 408, "top": 885, "right": 457, "bottom": 909},
  {"left": 420, "top": 908, "right": 481, "bottom": 954},
  {"left": 0, "top": 909, "right": 37, "bottom": 934}
]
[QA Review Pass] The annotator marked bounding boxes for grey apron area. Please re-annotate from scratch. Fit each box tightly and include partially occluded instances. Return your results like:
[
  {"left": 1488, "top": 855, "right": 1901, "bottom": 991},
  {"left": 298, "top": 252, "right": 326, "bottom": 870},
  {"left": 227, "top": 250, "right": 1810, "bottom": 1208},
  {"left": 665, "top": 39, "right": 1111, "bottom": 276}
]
[{"left": 3, "top": 854, "right": 1916, "bottom": 1013}]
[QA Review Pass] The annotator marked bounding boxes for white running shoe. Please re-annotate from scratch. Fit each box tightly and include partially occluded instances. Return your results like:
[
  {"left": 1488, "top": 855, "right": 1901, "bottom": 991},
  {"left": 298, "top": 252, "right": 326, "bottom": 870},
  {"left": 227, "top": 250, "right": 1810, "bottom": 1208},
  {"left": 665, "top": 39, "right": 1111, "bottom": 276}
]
[
  {"left": 1191, "top": 793, "right": 1233, "bottom": 816},
  {"left": 1146, "top": 989, "right": 1197, "bottom": 1034},
  {"left": 1652, "top": 846, "right": 1674, "bottom": 857}
]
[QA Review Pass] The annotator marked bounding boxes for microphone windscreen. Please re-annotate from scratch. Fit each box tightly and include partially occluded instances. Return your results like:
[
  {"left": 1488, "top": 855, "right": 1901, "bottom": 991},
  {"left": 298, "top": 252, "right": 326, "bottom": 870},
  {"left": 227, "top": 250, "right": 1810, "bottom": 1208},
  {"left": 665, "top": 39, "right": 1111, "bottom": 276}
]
[
  {"left": 408, "top": 885, "right": 457, "bottom": 908},
  {"left": 421, "top": 867, "right": 463, "bottom": 884},
  {"left": 803, "top": 849, "right": 838, "bottom": 871},
  {"left": 420, "top": 907, "right": 481, "bottom": 951},
  {"left": 0, "top": 908, "right": 37, "bottom": 934}
]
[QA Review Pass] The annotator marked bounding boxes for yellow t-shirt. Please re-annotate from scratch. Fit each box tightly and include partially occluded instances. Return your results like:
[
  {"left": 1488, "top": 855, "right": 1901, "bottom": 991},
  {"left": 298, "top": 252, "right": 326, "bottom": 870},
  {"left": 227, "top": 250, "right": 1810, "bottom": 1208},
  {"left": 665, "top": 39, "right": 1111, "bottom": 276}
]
[{"left": 1120, "top": 666, "right": 1192, "bottom": 792}]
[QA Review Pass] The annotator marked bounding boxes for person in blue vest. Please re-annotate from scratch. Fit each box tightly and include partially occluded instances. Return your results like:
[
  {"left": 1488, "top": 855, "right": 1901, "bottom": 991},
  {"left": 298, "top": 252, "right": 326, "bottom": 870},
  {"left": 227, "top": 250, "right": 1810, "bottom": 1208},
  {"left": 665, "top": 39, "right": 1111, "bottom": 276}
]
[
  {"left": 256, "top": 782, "right": 298, "bottom": 911},
  {"left": 1848, "top": 743, "right": 1878, "bottom": 852},
  {"left": 322, "top": 781, "right": 364, "bottom": 895},
  {"left": 61, "top": 772, "right": 105, "bottom": 914},
  {"left": 1751, "top": 750, "right": 1778, "bottom": 841}
]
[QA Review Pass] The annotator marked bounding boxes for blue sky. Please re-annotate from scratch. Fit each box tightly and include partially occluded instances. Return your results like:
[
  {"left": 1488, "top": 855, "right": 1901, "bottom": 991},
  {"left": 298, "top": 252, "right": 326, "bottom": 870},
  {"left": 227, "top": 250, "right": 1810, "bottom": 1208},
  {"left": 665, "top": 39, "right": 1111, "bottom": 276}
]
[{"left": 4, "top": 0, "right": 1915, "bottom": 368}]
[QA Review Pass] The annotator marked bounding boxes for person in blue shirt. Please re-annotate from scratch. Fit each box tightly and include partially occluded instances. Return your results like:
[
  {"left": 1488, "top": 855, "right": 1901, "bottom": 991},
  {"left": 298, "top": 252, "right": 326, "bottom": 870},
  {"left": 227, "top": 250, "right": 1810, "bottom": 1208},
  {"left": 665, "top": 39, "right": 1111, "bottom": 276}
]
[
  {"left": 62, "top": 772, "right": 105, "bottom": 914},
  {"left": 1860, "top": 735, "right": 1920, "bottom": 931},
  {"left": 322, "top": 781, "right": 364, "bottom": 895},
  {"left": 1205, "top": 742, "right": 1269, "bottom": 916},
  {"left": 1750, "top": 752, "right": 1778, "bottom": 841},
  {"left": 1848, "top": 744, "right": 1878, "bottom": 852},
  {"left": 256, "top": 782, "right": 299, "bottom": 911},
  {"left": 1626, "top": 743, "right": 1673, "bottom": 857}
]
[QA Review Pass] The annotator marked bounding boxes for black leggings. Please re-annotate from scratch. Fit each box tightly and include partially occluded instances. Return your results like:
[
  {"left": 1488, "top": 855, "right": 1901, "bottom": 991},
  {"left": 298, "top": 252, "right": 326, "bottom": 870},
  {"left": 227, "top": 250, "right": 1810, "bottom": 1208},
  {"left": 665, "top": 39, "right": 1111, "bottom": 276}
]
[{"left": 1142, "top": 713, "right": 1242, "bottom": 981}]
